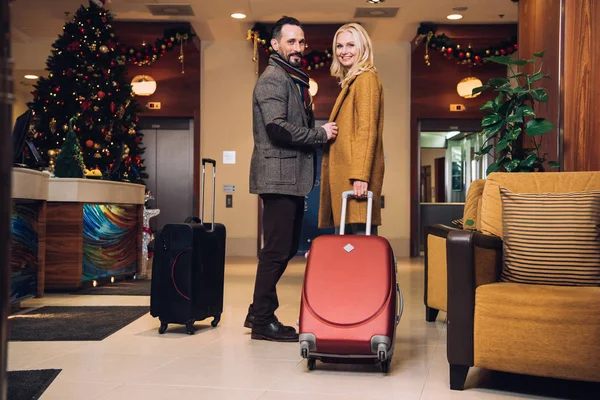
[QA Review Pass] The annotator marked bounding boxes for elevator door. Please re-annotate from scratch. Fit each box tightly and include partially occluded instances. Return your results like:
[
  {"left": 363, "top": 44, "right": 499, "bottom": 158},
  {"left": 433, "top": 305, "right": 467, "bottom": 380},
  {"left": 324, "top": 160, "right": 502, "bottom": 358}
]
[{"left": 141, "top": 118, "right": 194, "bottom": 231}]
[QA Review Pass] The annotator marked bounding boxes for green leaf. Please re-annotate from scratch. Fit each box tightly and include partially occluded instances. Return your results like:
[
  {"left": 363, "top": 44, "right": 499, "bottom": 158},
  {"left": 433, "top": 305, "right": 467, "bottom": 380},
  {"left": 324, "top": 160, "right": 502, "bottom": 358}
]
[
  {"left": 517, "top": 105, "right": 536, "bottom": 118},
  {"left": 486, "top": 55, "right": 513, "bottom": 65},
  {"left": 526, "top": 118, "right": 555, "bottom": 136},
  {"left": 507, "top": 114, "right": 523, "bottom": 124},
  {"left": 532, "top": 88, "right": 549, "bottom": 102},
  {"left": 534, "top": 50, "right": 546, "bottom": 58},
  {"left": 506, "top": 127, "right": 522, "bottom": 140},
  {"left": 521, "top": 153, "right": 537, "bottom": 168},
  {"left": 483, "top": 121, "right": 503, "bottom": 137},
  {"left": 503, "top": 159, "right": 521, "bottom": 172},
  {"left": 495, "top": 137, "right": 511, "bottom": 153},
  {"left": 510, "top": 59, "right": 528, "bottom": 66},
  {"left": 510, "top": 72, "right": 527, "bottom": 79},
  {"left": 476, "top": 144, "right": 493, "bottom": 156},
  {"left": 548, "top": 161, "right": 560, "bottom": 168},
  {"left": 480, "top": 101, "right": 496, "bottom": 112},
  {"left": 486, "top": 159, "right": 503, "bottom": 175},
  {"left": 465, "top": 219, "right": 475, "bottom": 227},
  {"left": 528, "top": 72, "right": 550, "bottom": 84},
  {"left": 482, "top": 114, "right": 503, "bottom": 127},
  {"left": 488, "top": 77, "right": 509, "bottom": 87},
  {"left": 494, "top": 93, "right": 504, "bottom": 106},
  {"left": 471, "top": 85, "right": 490, "bottom": 96}
]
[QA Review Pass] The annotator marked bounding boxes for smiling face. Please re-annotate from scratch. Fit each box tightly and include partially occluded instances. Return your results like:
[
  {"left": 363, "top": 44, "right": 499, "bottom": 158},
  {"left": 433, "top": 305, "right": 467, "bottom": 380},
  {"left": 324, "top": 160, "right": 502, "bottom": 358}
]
[
  {"left": 271, "top": 24, "right": 306, "bottom": 67},
  {"left": 335, "top": 30, "right": 357, "bottom": 69}
]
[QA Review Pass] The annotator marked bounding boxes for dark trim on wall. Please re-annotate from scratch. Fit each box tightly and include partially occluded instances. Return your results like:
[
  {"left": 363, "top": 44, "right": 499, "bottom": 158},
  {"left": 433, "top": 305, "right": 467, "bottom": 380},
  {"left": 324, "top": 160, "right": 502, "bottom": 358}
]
[{"left": 1, "top": 0, "right": 12, "bottom": 398}]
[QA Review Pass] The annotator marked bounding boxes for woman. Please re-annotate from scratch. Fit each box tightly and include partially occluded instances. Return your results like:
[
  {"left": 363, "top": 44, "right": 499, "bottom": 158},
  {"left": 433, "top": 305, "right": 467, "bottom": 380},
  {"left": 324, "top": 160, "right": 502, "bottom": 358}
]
[{"left": 318, "top": 23, "right": 384, "bottom": 235}]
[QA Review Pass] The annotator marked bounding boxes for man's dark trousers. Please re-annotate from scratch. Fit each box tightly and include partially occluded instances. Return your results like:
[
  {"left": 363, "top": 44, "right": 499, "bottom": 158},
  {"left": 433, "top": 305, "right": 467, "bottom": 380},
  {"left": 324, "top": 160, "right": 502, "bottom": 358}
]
[{"left": 251, "top": 193, "right": 304, "bottom": 326}]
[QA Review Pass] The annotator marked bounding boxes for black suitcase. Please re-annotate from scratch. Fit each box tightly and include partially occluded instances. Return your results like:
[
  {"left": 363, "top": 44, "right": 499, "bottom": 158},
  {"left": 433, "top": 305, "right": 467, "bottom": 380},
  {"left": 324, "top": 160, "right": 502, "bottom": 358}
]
[{"left": 150, "top": 158, "right": 226, "bottom": 335}]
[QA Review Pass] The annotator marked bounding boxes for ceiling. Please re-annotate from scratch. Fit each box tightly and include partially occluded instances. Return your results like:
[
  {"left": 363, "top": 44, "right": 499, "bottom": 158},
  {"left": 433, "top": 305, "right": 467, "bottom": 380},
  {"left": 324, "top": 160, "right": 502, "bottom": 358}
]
[{"left": 9, "top": 0, "right": 518, "bottom": 74}]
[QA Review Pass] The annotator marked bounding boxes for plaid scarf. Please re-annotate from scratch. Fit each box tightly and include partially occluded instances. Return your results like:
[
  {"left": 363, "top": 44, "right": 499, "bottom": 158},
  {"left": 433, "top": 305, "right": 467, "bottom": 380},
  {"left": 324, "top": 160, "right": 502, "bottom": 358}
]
[{"left": 270, "top": 52, "right": 313, "bottom": 112}]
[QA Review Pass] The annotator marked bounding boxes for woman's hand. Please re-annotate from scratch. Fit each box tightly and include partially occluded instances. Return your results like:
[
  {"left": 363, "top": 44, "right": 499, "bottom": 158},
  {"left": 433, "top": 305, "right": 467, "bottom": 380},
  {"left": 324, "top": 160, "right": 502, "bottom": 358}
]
[{"left": 353, "top": 180, "right": 368, "bottom": 198}]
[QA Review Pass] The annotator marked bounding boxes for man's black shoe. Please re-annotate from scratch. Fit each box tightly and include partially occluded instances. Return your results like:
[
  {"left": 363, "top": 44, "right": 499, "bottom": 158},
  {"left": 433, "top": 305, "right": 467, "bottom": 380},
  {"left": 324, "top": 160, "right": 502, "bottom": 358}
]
[
  {"left": 251, "top": 321, "right": 299, "bottom": 342},
  {"left": 244, "top": 313, "right": 296, "bottom": 333}
]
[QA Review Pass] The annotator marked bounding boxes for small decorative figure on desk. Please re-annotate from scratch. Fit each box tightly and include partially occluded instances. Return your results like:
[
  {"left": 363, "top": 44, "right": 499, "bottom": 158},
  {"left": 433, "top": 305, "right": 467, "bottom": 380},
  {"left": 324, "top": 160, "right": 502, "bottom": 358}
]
[{"left": 140, "top": 190, "right": 160, "bottom": 279}]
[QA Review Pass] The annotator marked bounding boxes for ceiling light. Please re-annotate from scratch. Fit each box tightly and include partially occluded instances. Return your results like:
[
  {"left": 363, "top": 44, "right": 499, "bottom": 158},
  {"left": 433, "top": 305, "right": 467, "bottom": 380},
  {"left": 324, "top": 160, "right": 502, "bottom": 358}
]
[
  {"left": 131, "top": 75, "right": 157, "bottom": 96},
  {"left": 367, "top": 0, "right": 385, "bottom": 3},
  {"left": 231, "top": 13, "right": 246, "bottom": 19},
  {"left": 457, "top": 77, "right": 483, "bottom": 99},
  {"left": 447, "top": 14, "right": 463, "bottom": 20},
  {"left": 24, "top": 74, "right": 38, "bottom": 80}
]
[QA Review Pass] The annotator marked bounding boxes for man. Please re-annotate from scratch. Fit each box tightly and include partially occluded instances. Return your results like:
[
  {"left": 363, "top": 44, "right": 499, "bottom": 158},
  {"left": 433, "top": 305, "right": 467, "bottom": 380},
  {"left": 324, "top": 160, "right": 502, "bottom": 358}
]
[{"left": 247, "top": 16, "right": 338, "bottom": 342}]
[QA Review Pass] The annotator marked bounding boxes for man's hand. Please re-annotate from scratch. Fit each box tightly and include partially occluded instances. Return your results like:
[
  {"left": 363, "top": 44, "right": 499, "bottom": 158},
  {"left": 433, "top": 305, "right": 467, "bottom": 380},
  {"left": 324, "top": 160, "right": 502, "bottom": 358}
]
[
  {"left": 322, "top": 122, "right": 338, "bottom": 142},
  {"left": 353, "top": 180, "right": 368, "bottom": 198}
]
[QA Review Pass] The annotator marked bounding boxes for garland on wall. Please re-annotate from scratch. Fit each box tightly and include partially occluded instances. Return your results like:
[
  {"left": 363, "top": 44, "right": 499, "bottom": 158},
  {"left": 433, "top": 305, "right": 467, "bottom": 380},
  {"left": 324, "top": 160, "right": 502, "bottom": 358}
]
[
  {"left": 415, "top": 23, "right": 518, "bottom": 67},
  {"left": 246, "top": 23, "right": 333, "bottom": 74}
]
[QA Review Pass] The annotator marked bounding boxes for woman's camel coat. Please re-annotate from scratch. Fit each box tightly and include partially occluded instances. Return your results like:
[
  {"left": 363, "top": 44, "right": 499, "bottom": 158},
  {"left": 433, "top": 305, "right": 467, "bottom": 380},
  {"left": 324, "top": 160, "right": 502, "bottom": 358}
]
[{"left": 318, "top": 70, "right": 384, "bottom": 229}]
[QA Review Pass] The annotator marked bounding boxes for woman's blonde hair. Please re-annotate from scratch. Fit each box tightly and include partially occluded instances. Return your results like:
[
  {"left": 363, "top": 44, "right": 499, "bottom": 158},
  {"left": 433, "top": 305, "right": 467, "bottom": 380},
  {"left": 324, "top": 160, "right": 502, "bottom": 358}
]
[{"left": 330, "top": 23, "right": 376, "bottom": 88}]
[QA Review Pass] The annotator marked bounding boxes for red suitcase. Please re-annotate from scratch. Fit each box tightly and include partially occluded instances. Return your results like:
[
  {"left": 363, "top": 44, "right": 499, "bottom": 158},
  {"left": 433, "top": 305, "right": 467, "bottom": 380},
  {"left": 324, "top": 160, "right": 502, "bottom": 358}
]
[{"left": 299, "top": 191, "right": 403, "bottom": 373}]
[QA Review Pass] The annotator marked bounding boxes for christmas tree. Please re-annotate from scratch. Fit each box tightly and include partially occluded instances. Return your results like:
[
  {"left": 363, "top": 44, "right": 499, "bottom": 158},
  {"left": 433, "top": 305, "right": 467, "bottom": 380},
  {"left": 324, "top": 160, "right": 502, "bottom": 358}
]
[
  {"left": 54, "top": 119, "right": 86, "bottom": 178},
  {"left": 28, "top": 0, "right": 146, "bottom": 183}
]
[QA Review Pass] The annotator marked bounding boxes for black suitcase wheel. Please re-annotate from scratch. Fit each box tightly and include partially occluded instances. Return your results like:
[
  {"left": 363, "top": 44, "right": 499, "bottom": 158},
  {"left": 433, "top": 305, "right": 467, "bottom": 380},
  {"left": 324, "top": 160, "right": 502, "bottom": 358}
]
[
  {"left": 307, "top": 358, "right": 316, "bottom": 371},
  {"left": 381, "top": 360, "right": 390, "bottom": 374},
  {"left": 185, "top": 321, "right": 195, "bottom": 335},
  {"left": 211, "top": 314, "right": 221, "bottom": 327},
  {"left": 158, "top": 323, "right": 168, "bottom": 334}
]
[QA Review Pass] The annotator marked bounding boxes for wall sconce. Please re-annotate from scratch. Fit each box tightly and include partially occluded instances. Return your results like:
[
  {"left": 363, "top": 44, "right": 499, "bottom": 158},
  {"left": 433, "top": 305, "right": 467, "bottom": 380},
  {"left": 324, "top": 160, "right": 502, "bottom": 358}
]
[
  {"left": 456, "top": 76, "right": 483, "bottom": 99},
  {"left": 131, "top": 75, "right": 157, "bottom": 96},
  {"left": 309, "top": 78, "right": 319, "bottom": 97}
]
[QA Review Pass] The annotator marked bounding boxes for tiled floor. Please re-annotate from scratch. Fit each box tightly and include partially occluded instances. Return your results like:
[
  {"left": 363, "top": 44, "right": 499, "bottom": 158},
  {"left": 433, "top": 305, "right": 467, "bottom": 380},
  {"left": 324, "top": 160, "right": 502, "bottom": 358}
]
[{"left": 8, "top": 257, "right": 599, "bottom": 399}]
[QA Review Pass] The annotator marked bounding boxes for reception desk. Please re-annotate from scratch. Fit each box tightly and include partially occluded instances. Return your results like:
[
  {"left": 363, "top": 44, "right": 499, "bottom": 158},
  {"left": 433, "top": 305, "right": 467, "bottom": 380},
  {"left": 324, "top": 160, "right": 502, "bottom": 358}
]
[
  {"left": 10, "top": 168, "right": 49, "bottom": 303},
  {"left": 44, "top": 178, "right": 145, "bottom": 290}
]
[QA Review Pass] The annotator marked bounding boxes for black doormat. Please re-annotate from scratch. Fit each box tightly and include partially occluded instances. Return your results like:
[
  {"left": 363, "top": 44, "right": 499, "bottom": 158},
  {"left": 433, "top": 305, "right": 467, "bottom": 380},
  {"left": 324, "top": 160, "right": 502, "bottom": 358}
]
[
  {"left": 8, "top": 369, "right": 61, "bottom": 400},
  {"left": 72, "top": 279, "right": 151, "bottom": 296},
  {"left": 8, "top": 306, "right": 149, "bottom": 341}
]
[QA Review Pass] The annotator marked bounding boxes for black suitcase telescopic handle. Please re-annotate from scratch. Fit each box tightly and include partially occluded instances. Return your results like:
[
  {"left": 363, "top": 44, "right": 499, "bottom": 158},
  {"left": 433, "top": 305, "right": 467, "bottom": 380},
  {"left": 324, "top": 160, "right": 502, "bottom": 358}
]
[{"left": 201, "top": 158, "right": 216, "bottom": 232}]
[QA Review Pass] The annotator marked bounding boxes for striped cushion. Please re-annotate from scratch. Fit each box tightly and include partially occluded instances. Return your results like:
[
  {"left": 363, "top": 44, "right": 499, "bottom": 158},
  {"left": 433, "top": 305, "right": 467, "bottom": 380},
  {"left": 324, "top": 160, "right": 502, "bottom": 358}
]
[{"left": 499, "top": 187, "right": 600, "bottom": 286}]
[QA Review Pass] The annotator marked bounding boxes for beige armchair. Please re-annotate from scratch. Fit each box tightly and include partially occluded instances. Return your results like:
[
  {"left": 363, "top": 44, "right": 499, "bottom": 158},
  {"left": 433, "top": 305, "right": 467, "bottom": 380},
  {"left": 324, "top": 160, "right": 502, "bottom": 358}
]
[
  {"left": 446, "top": 172, "right": 600, "bottom": 390},
  {"left": 424, "top": 179, "right": 485, "bottom": 321}
]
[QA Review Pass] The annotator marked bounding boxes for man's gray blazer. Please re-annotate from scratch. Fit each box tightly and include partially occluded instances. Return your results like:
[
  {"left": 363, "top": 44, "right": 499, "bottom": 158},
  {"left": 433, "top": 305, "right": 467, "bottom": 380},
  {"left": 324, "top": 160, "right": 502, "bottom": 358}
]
[{"left": 250, "top": 59, "right": 327, "bottom": 197}]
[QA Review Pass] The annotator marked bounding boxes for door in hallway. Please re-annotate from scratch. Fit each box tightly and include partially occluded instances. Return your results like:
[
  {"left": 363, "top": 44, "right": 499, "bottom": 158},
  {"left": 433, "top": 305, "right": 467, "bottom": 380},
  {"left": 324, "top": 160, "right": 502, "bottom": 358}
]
[{"left": 141, "top": 118, "right": 194, "bottom": 231}]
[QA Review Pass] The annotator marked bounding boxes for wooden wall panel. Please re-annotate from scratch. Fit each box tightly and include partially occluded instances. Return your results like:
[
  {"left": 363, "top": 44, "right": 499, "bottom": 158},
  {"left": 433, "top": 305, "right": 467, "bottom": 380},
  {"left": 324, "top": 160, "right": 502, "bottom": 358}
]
[
  {"left": 111, "top": 21, "right": 201, "bottom": 118},
  {"left": 564, "top": 0, "right": 600, "bottom": 171},
  {"left": 518, "top": 0, "right": 562, "bottom": 169},
  {"left": 409, "top": 24, "right": 518, "bottom": 256},
  {"left": 45, "top": 203, "right": 83, "bottom": 290}
]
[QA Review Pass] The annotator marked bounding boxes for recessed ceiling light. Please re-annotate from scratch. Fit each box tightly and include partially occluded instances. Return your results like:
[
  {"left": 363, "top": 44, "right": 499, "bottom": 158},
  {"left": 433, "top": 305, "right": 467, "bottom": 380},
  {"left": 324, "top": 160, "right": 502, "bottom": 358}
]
[
  {"left": 447, "top": 14, "right": 463, "bottom": 20},
  {"left": 367, "top": 0, "right": 385, "bottom": 3},
  {"left": 231, "top": 13, "right": 246, "bottom": 19},
  {"left": 24, "top": 74, "right": 38, "bottom": 80}
]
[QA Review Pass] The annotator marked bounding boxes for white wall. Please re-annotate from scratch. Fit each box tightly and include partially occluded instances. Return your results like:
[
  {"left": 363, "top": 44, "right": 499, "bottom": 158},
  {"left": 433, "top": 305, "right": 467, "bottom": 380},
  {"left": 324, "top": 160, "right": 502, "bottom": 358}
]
[{"left": 200, "top": 40, "right": 412, "bottom": 257}]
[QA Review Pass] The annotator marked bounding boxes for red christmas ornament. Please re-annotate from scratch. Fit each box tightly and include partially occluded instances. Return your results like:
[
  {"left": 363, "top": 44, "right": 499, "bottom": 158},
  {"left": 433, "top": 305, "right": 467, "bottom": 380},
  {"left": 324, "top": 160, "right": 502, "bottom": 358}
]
[
  {"left": 458, "top": 52, "right": 465, "bottom": 58},
  {"left": 97, "top": 91, "right": 106, "bottom": 99},
  {"left": 513, "top": 43, "right": 519, "bottom": 50},
  {"left": 87, "top": 19, "right": 91, "bottom": 24},
  {"left": 77, "top": 127, "right": 81, "bottom": 132},
  {"left": 500, "top": 49, "right": 506, "bottom": 55},
  {"left": 135, "top": 136, "right": 141, "bottom": 143},
  {"left": 110, "top": 102, "right": 116, "bottom": 113},
  {"left": 85, "top": 140, "right": 94, "bottom": 148},
  {"left": 110, "top": 61, "right": 116, "bottom": 67},
  {"left": 152, "top": 47, "right": 157, "bottom": 52},
  {"left": 474, "top": 55, "right": 481, "bottom": 63},
  {"left": 82, "top": 100, "right": 92, "bottom": 111},
  {"left": 446, "top": 47, "right": 454, "bottom": 55},
  {"left": 313, "top": 56, "right": 320, "bottom": 63},
  {"left": 161, "top": 49, "right": 167, "bottom": 55},
  {"left": 145, "top": 55, "right": 151, "bottom": 61},
  {"left": 136, "top": 52, "right": 142, "bottom": 58},
  {"left": 135, "top": 117, "right": 139, "bottom": 123},
  {"left": 167, "top": 42, "right": 173, "bottom": 48},
  {"left": 101, "top": 128, "right": 106, "bottom": 134},
  {"left": 102, "top": 18, "right": 107, "bottom": 23},
  {"left": 80, "top": 28, "right": 85, "bottom": 34},
  {"left": 84, "top": 75, "right": 89, "bottom": 80}
]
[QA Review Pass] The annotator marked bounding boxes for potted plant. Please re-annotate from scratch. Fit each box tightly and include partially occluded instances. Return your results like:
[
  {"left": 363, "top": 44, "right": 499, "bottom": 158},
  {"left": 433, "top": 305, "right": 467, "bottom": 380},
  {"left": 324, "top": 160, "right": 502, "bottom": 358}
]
[{"left": 473, "top": 50, "right": 559, "bottom": 174}]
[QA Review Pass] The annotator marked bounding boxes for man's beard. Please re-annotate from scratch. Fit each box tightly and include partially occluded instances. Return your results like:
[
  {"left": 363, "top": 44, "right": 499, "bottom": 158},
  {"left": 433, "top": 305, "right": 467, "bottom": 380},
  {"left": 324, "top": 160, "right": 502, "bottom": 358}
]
[{"left": 287, "top": 52, "right": 302, "bottom": 67}]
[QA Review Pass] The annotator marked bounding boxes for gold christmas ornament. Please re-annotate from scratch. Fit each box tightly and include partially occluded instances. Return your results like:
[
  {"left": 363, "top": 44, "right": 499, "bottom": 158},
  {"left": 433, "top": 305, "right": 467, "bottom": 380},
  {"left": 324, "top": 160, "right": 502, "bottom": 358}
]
[
  {"left": 99, "top": 45, "right": 109, "bottom": 54},
  {"left": 94, "top": 143, "right": 101, "bottom": 150},
  {"left": 63, "top": 124, "right": 69, "bottom": 132},
  {"left": 128, "top": 128, "right": 136, "bottom": 135},
  {"left": 47, "top": 149, "right": 56, "bottom": 158},
  {"left": 49, "top": 118, "right": 57, "bottom": 133},
  {"left": 94, "top": 153, "right": 102, "bottom": 159},
  {"left": 89, "top": 43, "right": 97, "bottom": 51}
]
